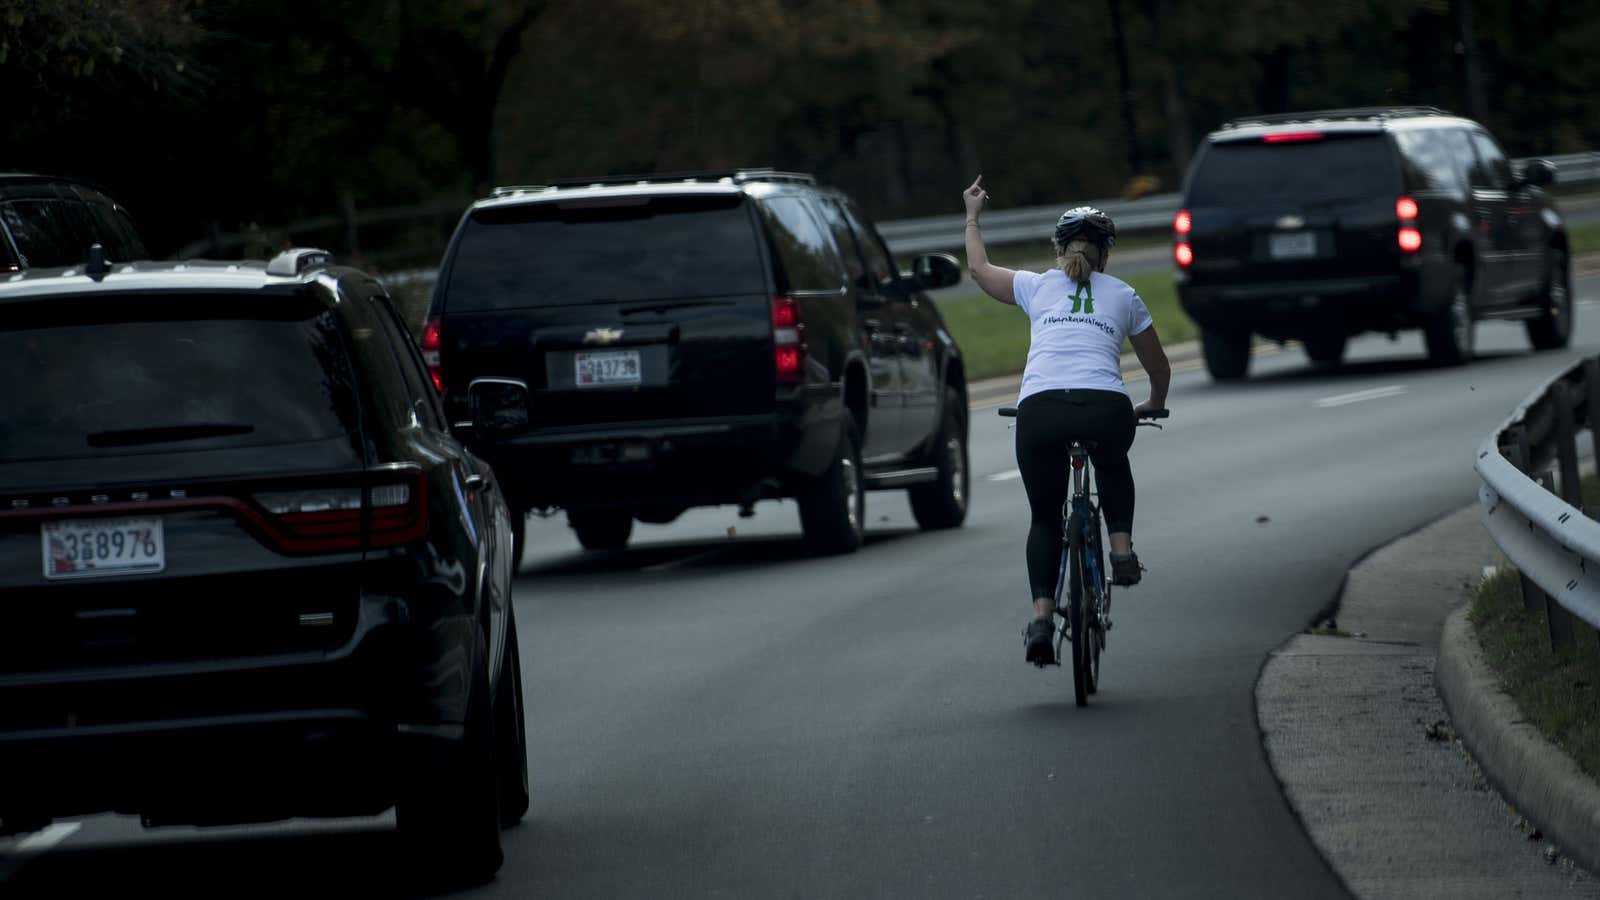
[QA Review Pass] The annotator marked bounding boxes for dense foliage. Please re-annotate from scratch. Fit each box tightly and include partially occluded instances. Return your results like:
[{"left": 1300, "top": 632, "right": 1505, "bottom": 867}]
[{"left": 5, "top": 0, "right": 1595, "bottom": 265}]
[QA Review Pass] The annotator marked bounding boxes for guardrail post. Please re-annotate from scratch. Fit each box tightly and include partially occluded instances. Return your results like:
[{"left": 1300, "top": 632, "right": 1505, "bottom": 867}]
[
  {"left": 1532, "top": 466, "right": 1577, "bottom": 650},
  {"left": 1554, "top": 380, "right": 1583, "bottom": 506},
  {"left": 1504, "top": 426, "right": 1544, "bottom": 612},
  {"left": 1584, "top": 359, "right": 1600, "bottom": 436}
]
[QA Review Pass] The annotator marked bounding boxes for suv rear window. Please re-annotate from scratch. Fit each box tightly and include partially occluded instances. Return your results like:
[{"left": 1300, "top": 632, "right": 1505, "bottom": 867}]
[
  {"left": 443, "top": 195, "right": 766, "bottom": 311},
  {"left": 1187, "top": 135, "right": 1401, "bottom": 207},
  {"left": 0, "top": 295, "right": 360, "bottom": 463}
]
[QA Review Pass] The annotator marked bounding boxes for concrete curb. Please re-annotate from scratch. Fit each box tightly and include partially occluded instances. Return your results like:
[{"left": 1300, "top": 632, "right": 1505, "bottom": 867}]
[{"left": 1436, "top": 603, "right": 1600, "bottom": 875}]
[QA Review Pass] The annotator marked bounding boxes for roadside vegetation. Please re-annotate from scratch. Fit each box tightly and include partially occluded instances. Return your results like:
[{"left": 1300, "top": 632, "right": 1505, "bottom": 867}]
[
  {"left": 1468, "top": 474, "right": 1600, "bottom": 779},
  {"left": 1569, "top": 221, "right": 1600, "bottom": 256}
]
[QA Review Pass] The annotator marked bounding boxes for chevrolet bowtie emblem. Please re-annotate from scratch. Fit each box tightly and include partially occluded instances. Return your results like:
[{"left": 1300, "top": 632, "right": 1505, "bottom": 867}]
[
  {"left": 1276, "top": 215, "right": 1306, "bottom": 230},
  {"left": 583, "top": 327, "right": 624, "bottom": 346}
]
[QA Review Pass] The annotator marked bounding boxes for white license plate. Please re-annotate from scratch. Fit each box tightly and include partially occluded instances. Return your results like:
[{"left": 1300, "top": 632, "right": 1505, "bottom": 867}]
[
  {"left": 42, "top": 516, "right": 165, "bottom": 580},
  {"left": 1269, "top": 232, "right": 1317, "bottom": 260},
  {"left": 575, "top": 350, "right": 641, "bottom": 387}
]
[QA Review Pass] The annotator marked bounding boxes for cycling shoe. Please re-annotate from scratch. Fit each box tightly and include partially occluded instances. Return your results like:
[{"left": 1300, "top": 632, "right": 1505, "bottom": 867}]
[
  {"left": 1024, "top": 618, "right": 1056, "bottom": 667},
  {"left": 1110, "top": 552, "right": 1144, "bottom": 586}
]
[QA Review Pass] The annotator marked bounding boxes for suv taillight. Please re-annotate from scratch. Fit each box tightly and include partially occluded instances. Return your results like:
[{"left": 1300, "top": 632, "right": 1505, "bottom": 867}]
[
  {"left": 1173, "top": 208, "right": 1193, "bottom": 269},
  {"left": 252, "top": 467, "right": 428, "bottom": 552},
  {"left": 1396, "top": 195, "right": 1421, "bottom": 253},
  {"left": 420, "top": 317, "right": 443, "bottom": 392},
  {"left": 772, "top": 295, "right": 806, "bottom": 384}
]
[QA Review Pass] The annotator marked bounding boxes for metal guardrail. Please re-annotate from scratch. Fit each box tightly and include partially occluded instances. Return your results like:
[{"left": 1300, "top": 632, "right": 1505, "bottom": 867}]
[
  {"left": 882, "top": 152, "right": 1600, "bottom": 255},
  {"left": 1477, "top": 355, "right": 1600, "bottom": 646},
  {"left": 365, "top": 151, "right": 1596, "bottom": 293}
]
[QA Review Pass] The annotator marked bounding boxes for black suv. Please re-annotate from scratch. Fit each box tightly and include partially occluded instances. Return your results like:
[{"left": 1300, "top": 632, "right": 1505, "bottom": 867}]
[
  {"left": 0, "top": 173, "right": 147, "bottom": 272},
  {"left": 425, "top": 169, "right": 970, "bottom": 554},
  {"left": 1174, "top": 107, "right": 1569, "bottom": 378},
  {"left": 0, "top": 250, "right": 526, "bottom": 881}
]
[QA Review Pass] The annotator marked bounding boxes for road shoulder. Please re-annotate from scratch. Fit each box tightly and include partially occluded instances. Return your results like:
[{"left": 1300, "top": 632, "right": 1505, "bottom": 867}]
[{"left": 1256, "top": 504, "right": 1600, "bottom": 899}]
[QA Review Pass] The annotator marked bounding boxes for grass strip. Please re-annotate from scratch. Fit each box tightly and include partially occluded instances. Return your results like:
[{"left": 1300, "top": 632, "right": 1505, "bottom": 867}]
[{"left": 1467, "top": 474, "right": 1600, "bottom": 779}]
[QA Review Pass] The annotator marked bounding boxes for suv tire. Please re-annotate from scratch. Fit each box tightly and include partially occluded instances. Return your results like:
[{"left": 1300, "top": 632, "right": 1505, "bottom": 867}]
[
  {"left": 1526, "top": 248, "right": 1573, "bottom": 351},
  {"left": 909, "top": 389, "right": 969, "bottom": 530},
  {"left": 495, "top": 606, "right": 529, "bottom": 828},
  {"left": 1425, "top": 263, "right": 1475, "bottom": 366},
  {"left": 568, "top": 510, "right": 632, "bottom": 551},
  {"left": 1303, "top": 332, "right": 1347, "bottom": 368},
  {"left": 396, "top": 632, "right": 504, "bottom": 885},
  {"left": 799, "top": 410, "right": 865, "bottom": 554},
  {"left": 1201, "top": 327, "right": 1251, "bottom": 380}
]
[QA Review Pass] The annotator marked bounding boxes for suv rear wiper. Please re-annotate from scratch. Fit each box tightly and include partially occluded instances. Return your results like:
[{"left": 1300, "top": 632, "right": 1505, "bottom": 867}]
[{"left": 87, "top": 423, "right": 255, "bottom": 448}]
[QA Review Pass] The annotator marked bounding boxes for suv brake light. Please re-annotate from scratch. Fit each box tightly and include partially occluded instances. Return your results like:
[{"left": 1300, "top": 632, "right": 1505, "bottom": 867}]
[
  {"left": 772, "top": 295, "right": 806, "bottom": 384},
  {"left": 1396, "top": 196, "right": 1419, "bottom": 220},
  {"left": 252, "top": 467, "right": 427, "bottom": 552},
  {"left": 1174, "top": 209, "right": 1192, "bottom": 235},
  {"left": 1396, "top": 195, "right": 1421, "bottom": 253},
  {"left": 420, "top": 317, "right": 444, "bottom": 392},
  {"left": 1174, "top": 243, "right": 1194, "bottom": 269},
  {"left": 1263, "top": 131, "right": 1324, "bottom": 143}
]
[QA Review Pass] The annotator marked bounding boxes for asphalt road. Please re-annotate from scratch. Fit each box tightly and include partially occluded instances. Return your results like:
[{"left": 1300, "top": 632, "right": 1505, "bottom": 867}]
[{"left": 5, "top": 276, "right": 1600, "bottom": 897}]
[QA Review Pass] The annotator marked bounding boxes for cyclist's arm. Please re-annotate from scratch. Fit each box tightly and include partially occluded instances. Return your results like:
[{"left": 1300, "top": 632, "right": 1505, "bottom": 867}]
[
  {"left": 1129, "top": 325, "right": 1170, "bottom": 412},
  {"left": 962, "top": 177, "right": 1016, "bottom": 305},
  {"left": 964, "top": 221, "right": 1016, "bottom": 304}
]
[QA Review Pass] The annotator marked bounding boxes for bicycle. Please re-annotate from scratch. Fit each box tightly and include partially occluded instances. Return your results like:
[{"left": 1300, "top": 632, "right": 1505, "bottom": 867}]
[{"left": 999, "top": 405, "right": 1168, "bottom": 706}]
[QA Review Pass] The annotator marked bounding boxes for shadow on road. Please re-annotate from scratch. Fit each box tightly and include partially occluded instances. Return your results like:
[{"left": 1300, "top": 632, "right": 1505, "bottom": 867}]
[
  {"left": 1205, "top": 348, "right": 1527, "bottom": 389},
  {"left": 519, "top": 529, "right": 920, "bottom": 579},
  {"left": 1, "top": 826, "right": 484, "bottom": 899}
]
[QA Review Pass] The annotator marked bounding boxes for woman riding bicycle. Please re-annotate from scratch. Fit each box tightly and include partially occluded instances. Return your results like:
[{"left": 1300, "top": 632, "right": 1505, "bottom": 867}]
[{"left": 961, "top": 176, "right": 1172, "bottom": 666}]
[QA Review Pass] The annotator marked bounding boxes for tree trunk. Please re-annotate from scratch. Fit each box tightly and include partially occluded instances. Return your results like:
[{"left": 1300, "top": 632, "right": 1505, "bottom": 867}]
[
  {"left": 1453, "top": 0, "right": 1489, "bottom": 123},
  {"left": 1106, "top": 0, "right": 1142, "bottom": 175}
]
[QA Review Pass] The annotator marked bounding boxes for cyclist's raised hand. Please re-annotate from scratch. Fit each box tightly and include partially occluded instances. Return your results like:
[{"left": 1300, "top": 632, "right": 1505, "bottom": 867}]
[{"left": 963, "top": 176, "right": 988, "bottom": 219}]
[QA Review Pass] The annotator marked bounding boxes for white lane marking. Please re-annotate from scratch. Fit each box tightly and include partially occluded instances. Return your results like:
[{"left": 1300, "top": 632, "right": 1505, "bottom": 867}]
[
  {"left": 12, "top": 822, "right": 80, "bottom": 854},
  {"left": 1314, "top": 385, "right": 1407, "bottom": 408},
  {"left": 987, "top": 469, "right": 1023, "bottom": 482}
]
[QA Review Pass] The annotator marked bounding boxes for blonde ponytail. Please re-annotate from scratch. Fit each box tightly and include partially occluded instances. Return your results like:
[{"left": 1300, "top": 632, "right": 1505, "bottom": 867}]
[{"left": 1057, "top": 238, "right": 1102, "bottom": 284}]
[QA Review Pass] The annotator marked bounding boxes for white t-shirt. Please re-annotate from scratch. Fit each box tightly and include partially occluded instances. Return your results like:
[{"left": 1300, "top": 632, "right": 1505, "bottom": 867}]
[{"left": 1012, "top": 269, "right": 1153, "bottom": 402}]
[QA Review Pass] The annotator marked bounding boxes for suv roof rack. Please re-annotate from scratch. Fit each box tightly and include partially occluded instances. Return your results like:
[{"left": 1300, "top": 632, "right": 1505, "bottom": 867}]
[
  {"left": 1221, "top": 106, "right": 1452, "bottom": 130},
  {"left": 509, "top": 168, "right": 815, "bottom": 192}
]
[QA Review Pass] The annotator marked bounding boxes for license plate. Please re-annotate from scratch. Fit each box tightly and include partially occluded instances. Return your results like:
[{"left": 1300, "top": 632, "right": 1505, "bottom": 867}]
[
  {"left": 574, "top": 350, "right": 641, "bottom": 387},
  {"left": 1269, "top": 232, "right": 1317, "bottom": 260},
  {"left": 42, "top": 516, "right": 165, "bottom": 580}
]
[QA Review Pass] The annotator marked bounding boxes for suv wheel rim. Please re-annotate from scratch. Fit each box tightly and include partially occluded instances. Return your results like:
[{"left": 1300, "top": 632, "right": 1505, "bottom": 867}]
[
  {"left": 841, "top": 455, "right": 860, "bottom": 533},
  {"left": 1551, "top": 255, "right": 1571, "bottom": 336},
  {"left": 946, "top": 436, "right": 966, "bottom": 510}
]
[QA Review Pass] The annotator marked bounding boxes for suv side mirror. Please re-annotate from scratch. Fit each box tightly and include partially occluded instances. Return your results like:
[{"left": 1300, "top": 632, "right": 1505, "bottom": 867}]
[
  {"left": 909, "top": 252, "right": 962, "bottom": 290},
  {"left": 1518, "top": 158, "right": 1557, "bottom": 189},
  {"left": 469, "top": 377, "right": 530, "bottom": 435}
]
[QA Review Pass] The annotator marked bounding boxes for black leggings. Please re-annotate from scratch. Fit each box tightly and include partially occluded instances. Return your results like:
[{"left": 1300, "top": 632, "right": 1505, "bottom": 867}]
[{"left": 1015, "top": 389, "right": 1137, "bottom": 600}]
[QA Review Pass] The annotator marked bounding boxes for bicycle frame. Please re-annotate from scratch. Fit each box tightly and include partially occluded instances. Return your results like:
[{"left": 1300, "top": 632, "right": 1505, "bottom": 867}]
[{"left": 1056, "top": 446, "right": 1108, "bottom": 626}]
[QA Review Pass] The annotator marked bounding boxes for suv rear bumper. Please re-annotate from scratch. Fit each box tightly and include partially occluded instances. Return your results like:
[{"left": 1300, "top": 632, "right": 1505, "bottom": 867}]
[
  {"left": 1180, "top": 271, "right": 1426, "bottom": 338},
  {"left": 475, "top": 411, "right": 833, "bottom": 510},
  {"left": 0, "top": 592, "right": 480, "bottom": 824}
]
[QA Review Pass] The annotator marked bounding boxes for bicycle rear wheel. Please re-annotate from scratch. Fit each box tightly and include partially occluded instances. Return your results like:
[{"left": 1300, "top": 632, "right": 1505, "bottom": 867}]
[
  {"left": 1084, "top": 521, "right": 1105, "bottom": 695},
  {"left": 1065, "top": 512, "right": 1088, "bottom": 707}
]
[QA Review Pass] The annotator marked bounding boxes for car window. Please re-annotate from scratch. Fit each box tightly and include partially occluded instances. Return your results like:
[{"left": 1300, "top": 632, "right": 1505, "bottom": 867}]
[
  {"left": 814, "top": 198, "right": 871, "bottom": 290},
  {"left": 443, "top": 195, "right": 766, "bottom": 311},
  {"left": 1394, "top": 129, "right": 1468, "bottom": 199},
  {"left": 0, "top": 294, "right": 362, "bottom": 464},
  {"left": 758, "top": 195, "right": 843, "bottom": 293},
  {"left": 1187, "top": 135, "right": 1401, "bottom": 207},
  {"left": 1468, "top": 131, "right": 1513, "bottom": 191},
  {"left": 1, "top": 200, "right": 79, "bottom": 268},
  {"left": 373, "top": 295, "right": 446, "bottom": 430},
  {"left": 838, "top": 200, "right": 899, "bottom": 291},
  {"left": 84, "top": 200, "right": 137, "bottom": 260}
]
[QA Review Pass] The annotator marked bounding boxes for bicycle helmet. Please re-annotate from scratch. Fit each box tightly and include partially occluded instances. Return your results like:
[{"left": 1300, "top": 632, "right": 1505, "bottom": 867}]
[{"left": 1053, "top": 206, "right": 1117, "bottom": 252}]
